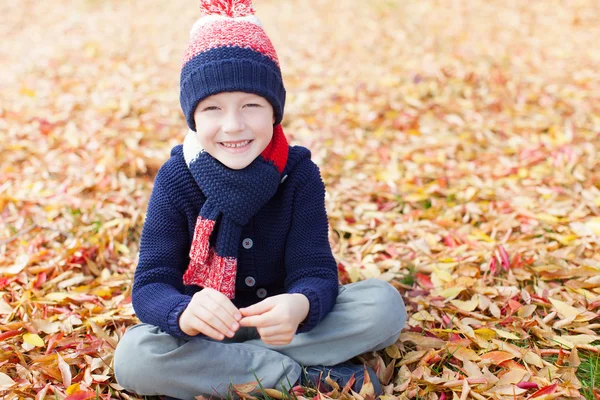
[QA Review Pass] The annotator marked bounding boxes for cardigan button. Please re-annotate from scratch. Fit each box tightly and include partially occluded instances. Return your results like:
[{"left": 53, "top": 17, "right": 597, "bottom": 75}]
[
  {"left": 242, "top": 238, "right": 253, "bottom": 249},
  {"left": 245, "top": 277, "right": 256, "bottom": 287},
  {"left": 256, "top": 288, "right": 267, "bottom": 298}
]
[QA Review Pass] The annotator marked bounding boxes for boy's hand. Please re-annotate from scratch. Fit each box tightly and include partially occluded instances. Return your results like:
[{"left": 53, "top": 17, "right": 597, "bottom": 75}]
[
  {"left": 238, "top": 293, "right": 309, "bottom": 345},
  {"left": 179, "top": 288, "right": 242, "bottom": 340}
]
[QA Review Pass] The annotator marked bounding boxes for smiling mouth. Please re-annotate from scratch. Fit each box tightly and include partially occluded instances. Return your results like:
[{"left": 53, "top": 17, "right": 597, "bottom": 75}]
[{"left": 219, "top": 140, "right": 253, "bottom": 148}]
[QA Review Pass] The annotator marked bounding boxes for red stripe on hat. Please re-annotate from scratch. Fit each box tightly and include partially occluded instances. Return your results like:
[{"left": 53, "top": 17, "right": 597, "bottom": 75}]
[{"left": 183, "top": 20, "right": 279, "bottom": 66}]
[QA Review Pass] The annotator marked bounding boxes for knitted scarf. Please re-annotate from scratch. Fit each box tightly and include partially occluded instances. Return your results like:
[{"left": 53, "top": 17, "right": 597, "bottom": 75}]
[{"left": 182, "top": 125, "right": 289, "bottom": 299}]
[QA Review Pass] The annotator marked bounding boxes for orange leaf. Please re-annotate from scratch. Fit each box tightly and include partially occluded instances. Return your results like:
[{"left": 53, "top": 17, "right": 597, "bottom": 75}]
[
  {"left": 65, "top": 391, "right": 96, "bottom": 400},
  {"left": 480, "top": 351, "right": 516, "bottom": 364}
]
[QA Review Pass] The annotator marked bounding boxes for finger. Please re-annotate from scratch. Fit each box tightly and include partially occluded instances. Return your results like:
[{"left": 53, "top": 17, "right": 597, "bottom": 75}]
[
  {"left": 238, "top": 313, "right": 274, "bottom": 328},
  {"left": 258, "top": 325, "right": 290, "bottom": 337},
  {"left": 203, "top": 299, "right": 240, "bottom": 332},
  {"left": 260, "top": 334, "right": 293, "bottom": 346},
  {"left": 239, "top": 299, "right": 275, "bottom": 317},
  {"left": 190, "top": 318, "right": 227, "bottom": 341},
  {"left": 206, "top": 290, "right": 242, "bottom": 321},
  {"left": 193, "top": 306, "right": 236, "bottom": 338}
]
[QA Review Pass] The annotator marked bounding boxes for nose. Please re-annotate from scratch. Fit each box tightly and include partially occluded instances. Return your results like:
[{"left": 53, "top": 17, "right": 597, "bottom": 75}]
[{"left": 222, "top": 110, "right": 245, "bottom": 133}]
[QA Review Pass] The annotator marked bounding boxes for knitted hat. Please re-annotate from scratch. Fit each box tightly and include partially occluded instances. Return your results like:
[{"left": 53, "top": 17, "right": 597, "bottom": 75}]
[{"left": 180, "top": 0, "right": 286, "bottom": 131}]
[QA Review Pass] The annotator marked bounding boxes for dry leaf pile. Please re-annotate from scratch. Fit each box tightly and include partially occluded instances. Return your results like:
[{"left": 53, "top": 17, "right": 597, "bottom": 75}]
[{"left": 1, "top": 0, "right": 599, "bottom": 399}]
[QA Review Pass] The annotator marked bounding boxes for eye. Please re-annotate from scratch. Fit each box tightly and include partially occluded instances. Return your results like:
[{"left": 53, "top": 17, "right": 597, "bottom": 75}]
[
  {"left": 202, "top": 106, "right": 220, "bottom": 111},
  {"left": 244, "top": 103, "right": 262, "bottom": 108}
]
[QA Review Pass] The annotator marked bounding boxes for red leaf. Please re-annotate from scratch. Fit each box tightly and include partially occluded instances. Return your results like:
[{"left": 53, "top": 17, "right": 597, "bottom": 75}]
[
  {"left": 415, "top": 273, "right": 434, "bottom": 289},
  {"left": 34, "top": 272, "right": 47, "bottom": 289},
  {"left": 517, "top": 381, "right": 539, "bottom": 390},
  {"left": 527, "top": 383, "right": 558, "bottom": 399},
  {"left": 498, "top": 245, "right": 510, "bottom": 271},
  {"left": 489, "top": 256, "right": 498, "bottom": 275},
  {"left": 0, "top": 330, "right": 22, "bottom": 341}
]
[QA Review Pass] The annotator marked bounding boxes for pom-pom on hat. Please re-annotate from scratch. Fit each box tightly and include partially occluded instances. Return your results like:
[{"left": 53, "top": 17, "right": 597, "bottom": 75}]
[{"left": 180, "top": 0, "right": 286, "bottom": 131}]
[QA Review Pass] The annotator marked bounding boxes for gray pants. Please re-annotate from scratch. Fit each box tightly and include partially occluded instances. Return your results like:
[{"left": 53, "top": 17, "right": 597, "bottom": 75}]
[{"left": 114, "top": 278, "right": 406, "bottom": 399}]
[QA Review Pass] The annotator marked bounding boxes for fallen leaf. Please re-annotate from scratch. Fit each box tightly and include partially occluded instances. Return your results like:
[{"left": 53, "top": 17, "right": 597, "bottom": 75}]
[
  {"left": 549, "top": 298, "right": 581, "bottom": 319},
  {"left": 23, "top": 333, "right": 45, "bottom": 347},
  {"left": 480, "top": 351, "right": 516, "bottom": 364},
  {"left": 0, "top": 372, "right": 16, "bottom": 389},
  {"left": 527, "top": 383, "right": 558, "bottom": 399},
  {"left": 57, "top": 353, "right": 72, "bottom": 388}
]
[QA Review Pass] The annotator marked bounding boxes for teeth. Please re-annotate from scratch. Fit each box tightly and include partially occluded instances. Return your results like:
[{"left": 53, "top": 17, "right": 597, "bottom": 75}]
[{"left": 221, "top": 140, "right": 250, "bottom": 148}]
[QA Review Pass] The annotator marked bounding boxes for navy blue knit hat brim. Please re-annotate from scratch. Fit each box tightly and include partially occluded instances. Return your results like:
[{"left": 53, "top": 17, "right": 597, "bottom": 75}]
[{"left": 180, "top": 46, "right": 286, "bottom": 131}]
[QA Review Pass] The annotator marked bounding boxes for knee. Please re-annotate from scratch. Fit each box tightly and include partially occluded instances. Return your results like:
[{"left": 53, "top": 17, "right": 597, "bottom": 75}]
[
  {"left": 113, "top": 324, "right": 153, "bottom": 391},
  {"left": 358, "top": 279, "right": 407, "bottom": 336}
]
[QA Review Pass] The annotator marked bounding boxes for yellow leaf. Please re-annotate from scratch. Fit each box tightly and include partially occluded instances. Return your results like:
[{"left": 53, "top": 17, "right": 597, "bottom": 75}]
[
  {"left": 438, "top": 286, "right": 466, "bottom": 300},
  {"left": 404, "top": 192, "right": 429, "bottom": 202},
  {"left": 396, "top": 350, "right": 427, "bottom": 366},
  {"left": 23, "top": 333, "right": 45, "bottom": 347},
  {"left": 263, "top": 389, "right": 284, "bottom": 399},
  {"left": 468, "top": 230, "right": 495, "bottom": 243},
  {"left": 20, "top": 87, "right": 36, "bottom": 97},
  {"left": 447, "top": 345, "right": 481, "bottom": 362},
  {"left": 451, "top": 295, "right": 479, "bottom": 312},
  {"left": 550, "top": 234, "right": 578, "bottom": 246},
  {"left": 549, "top": 298, "right": 581, "bottom": 320},
  {"left": 552, "top": 336, "right": 575, "bottom": 349},
  {"left": 92, "top": 287, "right": 113, "bottom": 297},
  {"left": 474, "top": 328, "right": 497, "bottom": 340},
  {"left": 399, "top": 332, "right": 446, "bottom": 349},
  {"left": 411, "top": 310, "right": 436, "bottom": 322},
  {"left": 385, "top": 344, "right": 401, "bottom": 359},
  {"left": 115, "top": 243, "right": 130, "bottom": 255},
  {"left": 522, "top": 350, "right": 544, "bottom": 368},
  {"left": 489, "top": 385, "right": 527, "bottom": 396},
  {"left": 518, "top": 304, "right": 537, "bottom": 318},
  {"left": 535, "top": 213, "right": 559, "bottom": 224},
  {"left": 553, "top": 334, "right": 599, "bottom": 348},
  {"left": 497, "top": 369, "right": 528, "bottom": 385},
  {"left": 45, "top": 292, "right": 71, "bottom": 302},
  {"left": 439, "top": 257, "right": 455, "bottom": 262},
  {"left": 493, "top": 329, "right": 521, "bottom": 340},
  {"left": 66, "top": 383, "right": 81, "bottom": 395},
  {"left": 432, "top": 266, "right": 454, "bottom": 282},
  {"left": 585, "top": 217, "right": 600, "bottom": 235}
]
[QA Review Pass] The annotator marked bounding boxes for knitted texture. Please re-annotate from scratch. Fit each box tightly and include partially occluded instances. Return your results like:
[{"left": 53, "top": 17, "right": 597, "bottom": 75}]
[
  {"left": 183, "top": 126, "right": 289, "bottom": 298},
  {"left": 132, "top": 145, "right": 339, "bottom": 338},
  {"left": 180, "top": 0, "right": 286, "bottom": 131}
]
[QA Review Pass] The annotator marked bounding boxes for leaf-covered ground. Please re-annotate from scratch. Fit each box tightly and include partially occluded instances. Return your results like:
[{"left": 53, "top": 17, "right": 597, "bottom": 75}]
[{"left": 1, "top": 0, "right": 599, "bottom": 399}]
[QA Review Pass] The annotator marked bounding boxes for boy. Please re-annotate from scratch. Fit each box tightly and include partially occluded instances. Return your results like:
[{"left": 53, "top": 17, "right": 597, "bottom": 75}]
[{"left": 113, "top": 1, "right": 406, "bottom": 398}]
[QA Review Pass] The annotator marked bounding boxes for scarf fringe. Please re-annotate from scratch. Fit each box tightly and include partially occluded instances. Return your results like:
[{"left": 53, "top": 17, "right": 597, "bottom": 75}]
[{"left": 183, "top": 246, "right": 237, "bottom": 299}]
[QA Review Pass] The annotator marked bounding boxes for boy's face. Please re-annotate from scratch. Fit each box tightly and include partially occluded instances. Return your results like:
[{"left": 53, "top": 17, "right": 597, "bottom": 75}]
[{"left": 193, "top": 92, "right": 275, "bottom": 170}]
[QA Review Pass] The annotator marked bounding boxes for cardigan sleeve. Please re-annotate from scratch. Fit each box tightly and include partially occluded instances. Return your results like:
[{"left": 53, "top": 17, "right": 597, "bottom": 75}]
[
  {"left": 131, "top": 170, "right": 194, "bottom": 339},
  {"left": 284, "top": 160, "right": 339, "bottom": 333}
]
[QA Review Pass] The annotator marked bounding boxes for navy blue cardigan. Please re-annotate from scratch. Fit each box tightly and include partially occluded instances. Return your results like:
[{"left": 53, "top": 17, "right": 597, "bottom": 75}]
[{"left": 132, "top": 144, "right": 339, "bottom": 339}]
